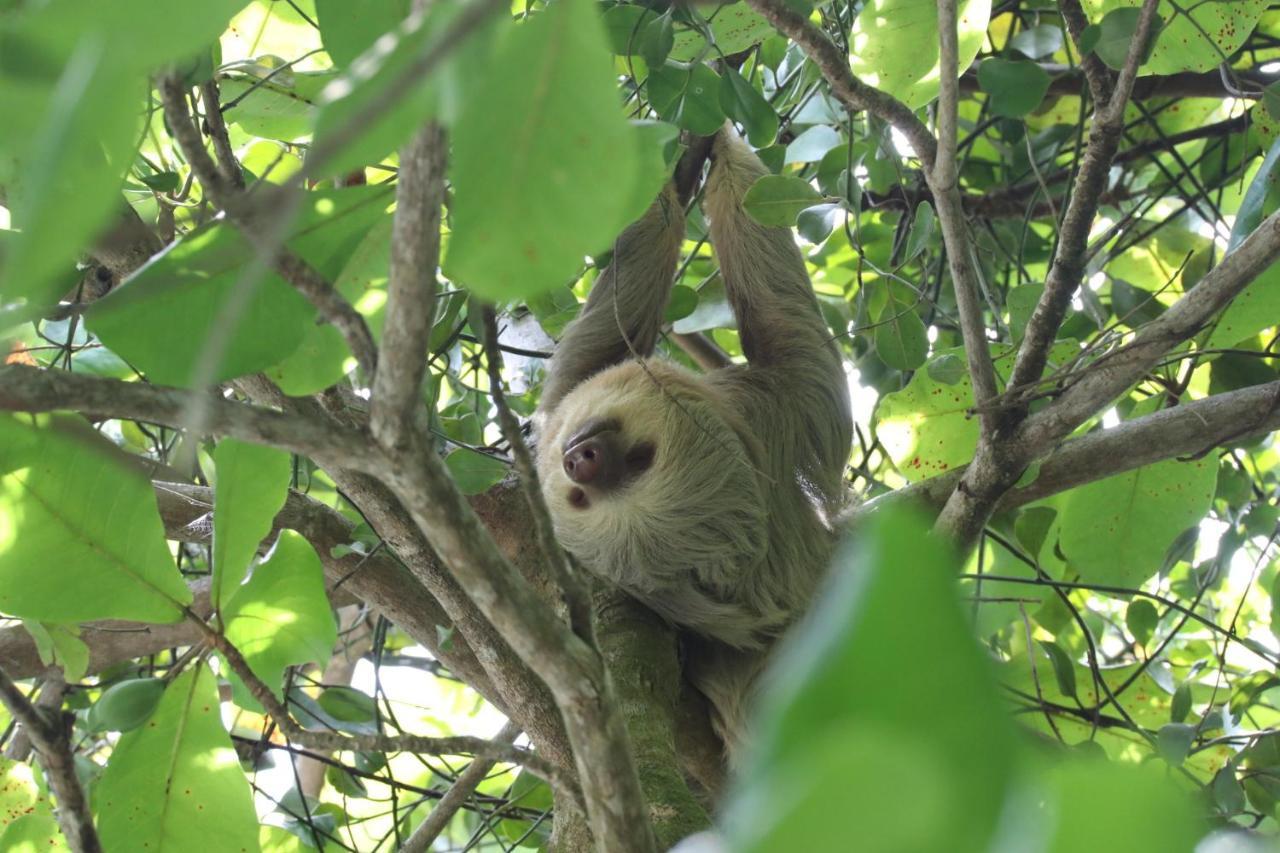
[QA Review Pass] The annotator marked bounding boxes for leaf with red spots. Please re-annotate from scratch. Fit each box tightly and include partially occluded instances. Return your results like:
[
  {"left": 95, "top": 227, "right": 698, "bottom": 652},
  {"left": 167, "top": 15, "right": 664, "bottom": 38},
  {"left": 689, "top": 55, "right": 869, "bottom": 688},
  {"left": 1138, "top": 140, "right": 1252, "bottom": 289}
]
[{"left": 96, "top": 665, "right": 259, "bottom": 853}]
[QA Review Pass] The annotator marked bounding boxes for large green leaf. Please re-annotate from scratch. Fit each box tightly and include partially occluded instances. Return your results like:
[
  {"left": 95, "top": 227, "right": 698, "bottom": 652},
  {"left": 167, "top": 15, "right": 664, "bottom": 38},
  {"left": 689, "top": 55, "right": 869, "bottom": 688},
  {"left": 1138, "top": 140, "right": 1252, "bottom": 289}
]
[
  {"left": 219, "top": 69, "right": 336, "bottom": 144},
  {"left": 264, "top": 214, "right": 393, "bottom": 395},
  {"left": 96, "top": 665, "right": 260, "bottom": 853},
  {"left": 212, "top": 439, "right": 292, "bottom": 611},
  {"left": 224, "top": 530, "right": 337, "bottom": 700},
  {"left": 445, "top": 0, "right": 664, "bottom": 300},
  {"left": 86, "top": 186, "right": 390, "bottom": 387},
  {"left": 726, "top": 507, "right": 1018, "bottom": 853},
  {"left": 0, "top": 0, "right": 247, "bottom": 318},
  {"left": 850, "top": 0, "right": 993, "bottom": 110},
  {"left": 1057, "top": 456, "right": 1216, "bottom": 589},
  {"left": 0, "top": 414, "right": 190, "bottom": 623},
  {"left": 668, "top": 2, "right": 774, "bottom": 62},
  {"left": 1082, "top": 0, "right": 1266, "bottom": 75},
  {"left": 0, "top": 47, "right": 139, "bottom": 319},
  {"left": 875, "top": 343, "right": 1079, "bottom": 481},
  {"left": 311, "top": 0, "right": 497, "bottom": 178},
  {"left": 315, "top": 0, "right": 412, "bottom": 67}
]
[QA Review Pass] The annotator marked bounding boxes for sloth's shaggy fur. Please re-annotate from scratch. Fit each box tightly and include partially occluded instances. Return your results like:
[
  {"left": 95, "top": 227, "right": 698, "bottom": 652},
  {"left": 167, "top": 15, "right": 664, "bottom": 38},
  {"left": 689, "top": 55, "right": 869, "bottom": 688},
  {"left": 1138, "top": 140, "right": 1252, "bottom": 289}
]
[{"left": 534, "top": 129, "right": 852, "bottom": 755}]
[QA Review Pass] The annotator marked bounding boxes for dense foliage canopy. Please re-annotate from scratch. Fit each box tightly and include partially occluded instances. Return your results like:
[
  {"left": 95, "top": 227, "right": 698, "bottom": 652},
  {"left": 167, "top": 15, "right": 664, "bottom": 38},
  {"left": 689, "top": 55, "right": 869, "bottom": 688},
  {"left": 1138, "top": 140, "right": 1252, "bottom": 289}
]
[{"left": 1, "top": 0, "right": 1280, "bottom": 850}]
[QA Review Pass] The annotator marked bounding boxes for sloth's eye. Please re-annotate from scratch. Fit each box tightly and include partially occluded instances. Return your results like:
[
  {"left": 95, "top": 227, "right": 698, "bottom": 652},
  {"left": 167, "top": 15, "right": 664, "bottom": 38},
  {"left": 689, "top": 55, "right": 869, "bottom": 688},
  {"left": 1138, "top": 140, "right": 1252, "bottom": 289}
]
[{"left": 624, "top": 442, "right": 656, "bottom": 475}]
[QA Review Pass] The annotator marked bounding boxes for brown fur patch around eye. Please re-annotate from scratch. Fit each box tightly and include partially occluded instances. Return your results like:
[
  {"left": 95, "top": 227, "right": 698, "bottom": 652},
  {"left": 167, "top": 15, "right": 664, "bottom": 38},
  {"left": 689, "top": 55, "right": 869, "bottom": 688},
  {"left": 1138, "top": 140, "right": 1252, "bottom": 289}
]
[{"left": 624, "top": 442, "right": 656, "bottom": 475}]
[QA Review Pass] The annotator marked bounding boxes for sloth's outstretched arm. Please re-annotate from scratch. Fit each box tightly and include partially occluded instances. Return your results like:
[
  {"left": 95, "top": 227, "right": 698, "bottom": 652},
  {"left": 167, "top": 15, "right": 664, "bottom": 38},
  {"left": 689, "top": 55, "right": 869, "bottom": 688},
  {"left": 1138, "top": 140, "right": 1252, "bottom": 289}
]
[
  {"left": 705, "top": 129, "right": 852, "bottom": 495},
  {"left": 538, "top": 186, "right": 686, "bottom": 412}
]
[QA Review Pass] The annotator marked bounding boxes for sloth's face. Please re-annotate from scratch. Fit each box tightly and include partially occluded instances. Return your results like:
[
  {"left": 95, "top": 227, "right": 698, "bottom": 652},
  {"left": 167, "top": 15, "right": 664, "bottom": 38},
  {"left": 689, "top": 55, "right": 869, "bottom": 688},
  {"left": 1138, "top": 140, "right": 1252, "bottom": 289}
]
[{"left": 535, "top": 360, "right": 769, "bottom": 585}]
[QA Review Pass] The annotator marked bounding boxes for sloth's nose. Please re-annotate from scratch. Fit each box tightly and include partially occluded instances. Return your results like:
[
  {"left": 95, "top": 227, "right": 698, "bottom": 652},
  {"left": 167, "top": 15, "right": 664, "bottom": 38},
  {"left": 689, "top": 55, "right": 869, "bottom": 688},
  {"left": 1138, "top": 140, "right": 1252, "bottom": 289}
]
[{"left": 563, "top": 439, "right": 605, "bottom": 484}]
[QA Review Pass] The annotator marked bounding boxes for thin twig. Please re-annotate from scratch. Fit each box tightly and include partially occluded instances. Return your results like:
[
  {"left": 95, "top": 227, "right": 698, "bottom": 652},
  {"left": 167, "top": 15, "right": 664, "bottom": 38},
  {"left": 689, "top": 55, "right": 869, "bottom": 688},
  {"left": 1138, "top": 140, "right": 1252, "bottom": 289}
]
[
  {"left": 400, "top": 720, "right": 523, "bottom": 853},
  {"left": 479, "top": 307, "right": 593, "bottom": 640}
]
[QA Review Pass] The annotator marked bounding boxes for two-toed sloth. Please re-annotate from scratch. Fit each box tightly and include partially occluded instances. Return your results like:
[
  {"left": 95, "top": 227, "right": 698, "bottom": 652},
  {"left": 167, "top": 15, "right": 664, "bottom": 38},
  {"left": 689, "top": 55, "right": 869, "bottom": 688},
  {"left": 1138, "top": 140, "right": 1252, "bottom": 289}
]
[{"left": 534, "top": 128, "right": 852, "bottom": 754}]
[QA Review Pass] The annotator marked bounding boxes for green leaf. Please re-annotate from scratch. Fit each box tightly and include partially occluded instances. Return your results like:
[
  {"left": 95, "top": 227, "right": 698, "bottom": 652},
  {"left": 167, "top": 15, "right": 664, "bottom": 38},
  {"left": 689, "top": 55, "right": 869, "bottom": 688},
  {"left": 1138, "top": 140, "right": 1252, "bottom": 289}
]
[
  {"left": 1058, "top": 458, "right": 1216, "bottom": 589},
  {"left": 23, "top": 622, "right": 89, "bottom": 682},
  {"left": 315, "top": 0, "right": 411, "bottom": 67},
  {"left": 726, "top": 507, "right": 1017, "bottom": 853},
  {"left": 0, "top": 813, "right": 66, "bottom": 852},
  {"left": 796, "top": 204, "right": 843, "bottom": 244},
  {"left": 1091, "top": 7, "right": 1162, "bottom": 71},
  {"left": 311, "top": 0, "right": 494, "bottom": 177},
  {"left": 1265, "top": 81, "right": 1280, "bottom": 122},
  {"left": 602, "top": 5, "right": 658, "bottom": 54},
  {"left": 87, "top": 186, "right": 390, "bottom": 387},
  {"left": 96, "top": 665, "right": 259, "bottom": 853},
  {"left": 1078, "top": 24, "right": 1101, "bottom": 57},
  {"left": 266, "top": 213, "right": 393, "bottom": 394},
  {"left": 926, "top": 352, "right": 965, "bottom": 385},
  {"left": 668, "top": 2, "right": 774, "bottom": 62},
  {"left": 647, "top": 63, "right": 726, "bottom": 136},
  {"left": 1170, "top": 680, "right": 1191, "bottom": 724},
  {"left": 1126, "top": 599, "right": 1158, "bottom": 647},
  {"left": 316, "top": 685, "right": 378, "bottom": 724},
  {"left": 1040, "top": 757, "right": 1200, "bottom": 850},
  {"left": 664, "top": 285, "right": 698, "bottom": 324},
  {"left": 212, "top": 439, "right": 293, "bottom": 612},
  {"left": 1156, "top": 722, "right": 1195, "bottom": 766},
  {"left": 0, "top": 757, "right": 52, "bottom": 838},
  {"left": 903, "top": 201, "right": 935, "bottom": 260},
  {"left": 1007, "top": 282, "right": 1044, "bottom": 341},
  {"left": 876, "top": 342, "right": 1079, "bottom": 480},
  {"left": 0, "top": 45, "right": 138, "bottom": 319},
  {"left": 444, "top": 449, "right": 509, "bottom": 495},
  {"left": 719, "top": 66, "right": 778, "bottom": 148},
  {"left": 1213, "top": 766, "right": 1245, "bottom": 814},
  {"left": 873, "top": 283, "right": 928, "bottom": 371},
  {"left": 640, "top": 12, "right": 675, "bottom": 68},
  {"left": 1009, "top": 24, "right": 1063, "bottom": 59},
  {"left": 224, "top": 530, "right": 338, "bottom": 700},
  {"left": 4, "top": 0, "right": 247, "bottom": 73},
  {"left": 445, "top": 0, "right": 662, "bottom": 300},
  {"left": 784, "top": 125, "right": 839, "bottom": 165},
  {"left": 0, "top": 414, "right": 190, "bottom": 623},
  {"left": 850, "top": 0, "right": 992, "bottom": 109},
  {"left": 977, "top": 58, "right": 1051, "bottom": 118},
  {"left": 1037, "top": 640, "right": 1078, "bottom": 700},
  {"left": 219, "top": 69, "right": 335, "bottom": 143},
  {"left": 88, "top": 678, "right": 166, "bottom": 733},
  {"left": 742, "top": 175, "right": 823, "bottom": 227},
  {"left": 1082, "top": 0, "right": 1264, "bottom": 76},
  {"left": 497, "top": 771, "right": 554, "bottom": 848}
]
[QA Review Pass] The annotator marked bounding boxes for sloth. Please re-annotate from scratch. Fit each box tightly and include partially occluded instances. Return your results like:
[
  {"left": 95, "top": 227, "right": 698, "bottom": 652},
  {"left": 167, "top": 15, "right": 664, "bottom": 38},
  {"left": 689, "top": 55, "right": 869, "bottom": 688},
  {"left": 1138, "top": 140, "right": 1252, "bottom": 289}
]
[{"left": 534, "top": 128, "right": 852, "bottom": 752}]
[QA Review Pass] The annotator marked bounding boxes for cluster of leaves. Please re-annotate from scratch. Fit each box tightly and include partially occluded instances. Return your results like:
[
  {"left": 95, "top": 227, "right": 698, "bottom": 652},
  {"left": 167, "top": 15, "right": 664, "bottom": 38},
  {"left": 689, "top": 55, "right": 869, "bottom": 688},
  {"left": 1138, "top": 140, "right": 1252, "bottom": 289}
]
[{"left": 0, "top": 0, "right": 1278, "bottom": 849}]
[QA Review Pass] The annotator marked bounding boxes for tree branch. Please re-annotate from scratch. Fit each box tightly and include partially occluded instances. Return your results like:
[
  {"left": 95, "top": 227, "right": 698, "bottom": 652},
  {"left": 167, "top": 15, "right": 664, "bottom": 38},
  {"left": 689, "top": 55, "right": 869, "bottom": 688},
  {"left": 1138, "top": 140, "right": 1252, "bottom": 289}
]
[
  {"left": 0, "top": 364, "right": 377, "bottom": 471},
  {"left": 400, "top": 720, "right": 522, "bottom": 853},
  {"left": 0, "top": 666, "right": 101, "bottom": 853},
  {"left": 869, "top": 380, "right": 1280, "bottom": 520},
  {"left": 934, "top": 0, "right": 1000, "bottom": 429},
  {"left": 158, "top": 76, "right": 379, "bottom": 379},
  {"left": 370, "top": 123, "right": 447, "bottom": 449},
  {"left": 1005, "top": 0, "right": 1161, "bottom": 409}
]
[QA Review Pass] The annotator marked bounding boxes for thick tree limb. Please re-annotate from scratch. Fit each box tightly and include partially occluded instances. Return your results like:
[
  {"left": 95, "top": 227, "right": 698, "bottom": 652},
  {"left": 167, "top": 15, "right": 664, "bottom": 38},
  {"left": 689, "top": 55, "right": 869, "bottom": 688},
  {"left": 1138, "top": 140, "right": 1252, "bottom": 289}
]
[
  {"left": 371, "top": 123, "right": 447, "bottom": 449},
  {"left": 1022, "top": 209, "right": 1280, "bottom": 447},
  {"left": 0, "top": 364, "right": 377, "bottom": 471},
  {"left": 863, "top": 379, "right": 1280, "bottom": 520},
  {"left": 958, "top": 64, "right": 1277, "bottom": 101},
  {"left": 377, "top": 433, "right": 655, "bottom": 852}
]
